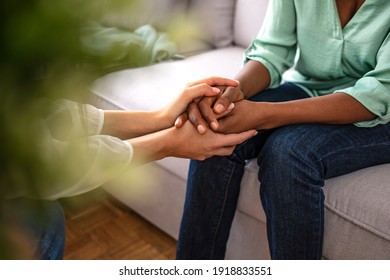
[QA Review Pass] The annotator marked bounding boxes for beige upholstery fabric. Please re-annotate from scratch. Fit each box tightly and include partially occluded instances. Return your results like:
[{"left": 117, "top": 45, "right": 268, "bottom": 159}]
[
  {"left": 188, "top": 0, "right": 237, "bottom": 48},
  {"left": 233, "top": 0, "right": 269, "bottom": 48},
  {"left": 91, "top": 47, "right": 245, "bottom": 112},
  {"left": 323, "top": 164, "right": 390, "bottom": 259},
  {"left": 101, "top": 0, "right": 189, "bottom": 30}
]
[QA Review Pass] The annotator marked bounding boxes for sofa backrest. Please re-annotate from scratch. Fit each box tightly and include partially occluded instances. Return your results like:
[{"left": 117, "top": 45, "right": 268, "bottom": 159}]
[
  {"left": 233, "top": 0, "right": 269, "bottom": 48},
  {"left": 100, "top": 0, "right": 190, "bottom": 31},
  {"left": 188, "top": 0, "right": 237, "bottom": 48},
  {"left": 185, "top": 0, "right": 270, "bottom": 50},
  {"left": 100, "top": 0, "right": 269, "bottom": 54}
]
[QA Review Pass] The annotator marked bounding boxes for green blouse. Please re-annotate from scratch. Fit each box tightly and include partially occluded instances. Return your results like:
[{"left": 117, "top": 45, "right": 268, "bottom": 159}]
[{"left": 245, "top": 0, "right": 390, "bottom": 127}]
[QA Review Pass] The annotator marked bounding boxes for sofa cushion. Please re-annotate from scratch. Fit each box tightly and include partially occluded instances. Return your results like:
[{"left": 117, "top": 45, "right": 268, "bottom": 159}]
[
  {"left": 323, "top": 164, "right": 390, "bottom": 259},
  {"left": 188, "top": 0, "right": 237, "bottom": 48},
  {"left": 237, "top": 159, "right": 267, "bottom": 223},
  {"left": 236, "top": 160, "right": 390, "bottom": 259},
  {"left": 233, "top": 0, "right": 269, "bottom": 48},
  {"left": 91, "top": 46, "right": 245, "bottom": 112}
]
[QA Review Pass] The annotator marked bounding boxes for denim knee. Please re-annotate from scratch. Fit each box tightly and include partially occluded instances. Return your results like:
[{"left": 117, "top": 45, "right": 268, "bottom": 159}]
[{"left": 257, "top": 125, "right": 325, "bottom": 196}]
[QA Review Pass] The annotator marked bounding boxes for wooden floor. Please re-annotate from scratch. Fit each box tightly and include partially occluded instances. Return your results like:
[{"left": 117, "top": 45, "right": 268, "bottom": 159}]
[{"left": 61, "top": 189, "right": 176, "bottom": 260}]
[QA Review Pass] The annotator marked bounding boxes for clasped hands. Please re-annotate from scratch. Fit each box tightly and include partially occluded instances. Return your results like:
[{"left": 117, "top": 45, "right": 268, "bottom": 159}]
[{"left": 174, "top": 77, "right": 258, "bottom": 135}]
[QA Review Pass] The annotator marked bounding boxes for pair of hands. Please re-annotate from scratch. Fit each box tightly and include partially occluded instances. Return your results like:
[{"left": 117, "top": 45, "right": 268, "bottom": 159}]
[
  {"left": 166, "top": 76, "right": 257, "bottom": 135},
  {"left": 157, "top": 76, "right": 258, "bottom": 160}
]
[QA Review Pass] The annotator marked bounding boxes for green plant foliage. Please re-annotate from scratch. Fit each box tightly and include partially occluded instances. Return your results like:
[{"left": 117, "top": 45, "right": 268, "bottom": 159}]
[
  {"left": 0, "top": 0, "right": 198, "bottom": 259},
  {"left": 0, "top": 0, "right": 146, "bottom": 259}
]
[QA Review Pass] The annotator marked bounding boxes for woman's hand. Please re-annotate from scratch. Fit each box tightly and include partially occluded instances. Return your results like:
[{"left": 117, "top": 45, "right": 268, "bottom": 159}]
[
  {"left": 128, "top": 120, "right": 258, "bottom": 163},
  {"left": 169, "top": 121, "right": 257, "bottom": 160},
  {"left": 217, "top": 100, "right": 264, "bottom": 134},
  {"left": 176, "top": 60, "right": 272, "bottom": 134},
  {"left": 176, "top": 85, "right": 245, "bottom": 134},
  {"left": 102, "top": 76, "right": 240, "bottom": 140},
  {"left": 159, "top": 76, "right": 240, "bottom": 128}
]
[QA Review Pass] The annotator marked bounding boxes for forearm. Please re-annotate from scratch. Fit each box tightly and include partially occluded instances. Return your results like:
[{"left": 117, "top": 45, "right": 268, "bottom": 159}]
[
  {"left": 127, "top": 121, "right": 258, "bottom": 164},
  {"left": 235, "top": 60, "right": 271, "bottom": 99},
  {"left": 255, "top": 92, "right": 376, "bottom": 129},
  {"left": 101, "top": 109, "right": 171, "bottom": 139},
  {"left": 126, "top": 128, "right": 174, "bottom": 164},
  {"left": 101, "top": 77, "right": 235, "bottom": 139}
]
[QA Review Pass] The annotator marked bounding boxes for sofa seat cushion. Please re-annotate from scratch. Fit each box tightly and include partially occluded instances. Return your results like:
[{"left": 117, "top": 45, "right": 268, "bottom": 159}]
[
  {"left": 324, "top": 164, "right": 390, "bottom": 244},
  {"left": 91, "top": 46, "right": 245, "bottom": 112},
  {"left": 237, "top": 159, "right": 267, "bottom": 223},
  {"left": 236, "top": 160, "right": 390, "bottom": 258},
  {"left": 323, "top": 164, "right": 390, "bottom": 259}
]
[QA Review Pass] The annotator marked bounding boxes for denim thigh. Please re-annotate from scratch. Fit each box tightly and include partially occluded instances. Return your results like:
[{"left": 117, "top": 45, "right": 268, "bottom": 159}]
[
  {"left": 4, "top": 198, "right": 66, "bottom": 259},
  {"left": 232, "top": 82, "right": 310, "bottom": 162},
  {"left": 256, "top": 123, "right": 390, "bottom": 259}
]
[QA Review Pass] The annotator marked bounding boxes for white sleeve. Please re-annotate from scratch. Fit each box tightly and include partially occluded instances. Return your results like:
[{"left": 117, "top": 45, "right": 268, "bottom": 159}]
[
  {"left": 40, "top": 135, "right": 133, "bottom": 200},
  {"left": 50, "top": 99, "right": 105, "bottom": 137},
  {"left": 9, "top": 99, "right": 135, "bottom": 200}
]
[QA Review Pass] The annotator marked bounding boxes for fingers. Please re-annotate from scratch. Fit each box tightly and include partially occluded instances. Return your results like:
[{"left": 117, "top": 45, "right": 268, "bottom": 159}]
[
  {"left": 177, "top": 85, "right": 220, "bottom": 134},
  {"left": 179, "top": 77, "right": 241, "bottom": 134},
  {"left": 198, "top": 96, "right": 218, "bottom": 131},
  {"left": 208, "top": 146, "right": 236, "bottom": 157},
  {"left": 214, "top": 86, "right": 244, "bottom": 114},
  {"left": 197, "top": 130, "right": 258, "bottom": 160},
  {"left": 199, "top": 100, "right": 235, "bottom": 131},
  {"left": 183, "top": 83, "right": 220, "bottom": 102},
  {"left": 188, "top": 101, "right": 209, "bottom": 134},
  {"left": 217, "top": 129, "right": 258, "bottom": 147},
  {"left": 175, "top": 112, "right": 188, "bottom": 128},
  {"left": 187, "top": 76, "right": 239, "bottom": 88}
]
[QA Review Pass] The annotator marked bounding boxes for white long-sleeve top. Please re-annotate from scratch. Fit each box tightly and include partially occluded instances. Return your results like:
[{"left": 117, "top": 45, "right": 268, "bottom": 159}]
[{"left": 15, "top": 99, "right": 134, "bottom": 200}]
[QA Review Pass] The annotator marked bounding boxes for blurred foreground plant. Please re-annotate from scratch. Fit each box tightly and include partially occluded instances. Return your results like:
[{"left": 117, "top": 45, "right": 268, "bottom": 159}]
[
  {"left": 0, "top": 0, "right": 147, "bottom": 259},
  {"left": 0, "top": 0, "right": 200, "bottom": 259}
]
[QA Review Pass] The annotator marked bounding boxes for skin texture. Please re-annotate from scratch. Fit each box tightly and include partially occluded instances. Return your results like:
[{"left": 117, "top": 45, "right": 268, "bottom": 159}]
[{"left": 101, "top": 76, "right": 257, "bottom": 164}]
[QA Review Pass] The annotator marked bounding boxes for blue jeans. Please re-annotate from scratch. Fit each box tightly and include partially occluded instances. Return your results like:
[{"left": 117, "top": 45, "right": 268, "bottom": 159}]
[
  {"left": 176, "top": 83, "right": 390, "bottom": 259},
  {"left": 5, "top": 198, "right": 66, "bottom": 259}
]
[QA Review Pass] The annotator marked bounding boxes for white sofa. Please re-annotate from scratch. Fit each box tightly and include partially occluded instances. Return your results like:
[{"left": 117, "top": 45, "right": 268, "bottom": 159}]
[{"left": 90, "top": 0, "right": 390, "bottom": 259}]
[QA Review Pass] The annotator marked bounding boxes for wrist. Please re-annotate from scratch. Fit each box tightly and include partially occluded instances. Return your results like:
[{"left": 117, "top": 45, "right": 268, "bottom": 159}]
[
  {"left": 252, "top": 102, "right": 281, "bottom": 130},
  {"left": 154, "top": 107, "right": 176, "bottom": 129},
  {"left": 128, "top": 127, "right": 176, "bottom": 163},
  {"left": 156, "top": 126, "right": 177, "bottom": 158}
]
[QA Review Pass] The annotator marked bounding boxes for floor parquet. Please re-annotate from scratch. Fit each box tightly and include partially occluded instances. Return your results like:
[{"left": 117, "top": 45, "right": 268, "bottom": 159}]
[{"left": 61, "top": 189, "right": 176, "bottom": 260}]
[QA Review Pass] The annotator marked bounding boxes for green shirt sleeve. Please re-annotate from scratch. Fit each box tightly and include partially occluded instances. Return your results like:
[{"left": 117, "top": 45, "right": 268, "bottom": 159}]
[
  {"left": 244, "top": 0, "right": 297, "bottom": 88},
  {"left": 338, "top": 32, "right": 390, "bottom": 127}
]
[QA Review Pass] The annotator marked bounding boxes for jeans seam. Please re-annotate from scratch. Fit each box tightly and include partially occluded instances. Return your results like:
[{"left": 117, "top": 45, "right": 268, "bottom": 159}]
[
  {"left": 317, "top": 142, "right": 390, "bottom": 164},
  {"left": 315, "top": 142, "right": 390, "bottom": 180},
  {"left": 317, "top": 190, "right": 324, "bottom": 258}
]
